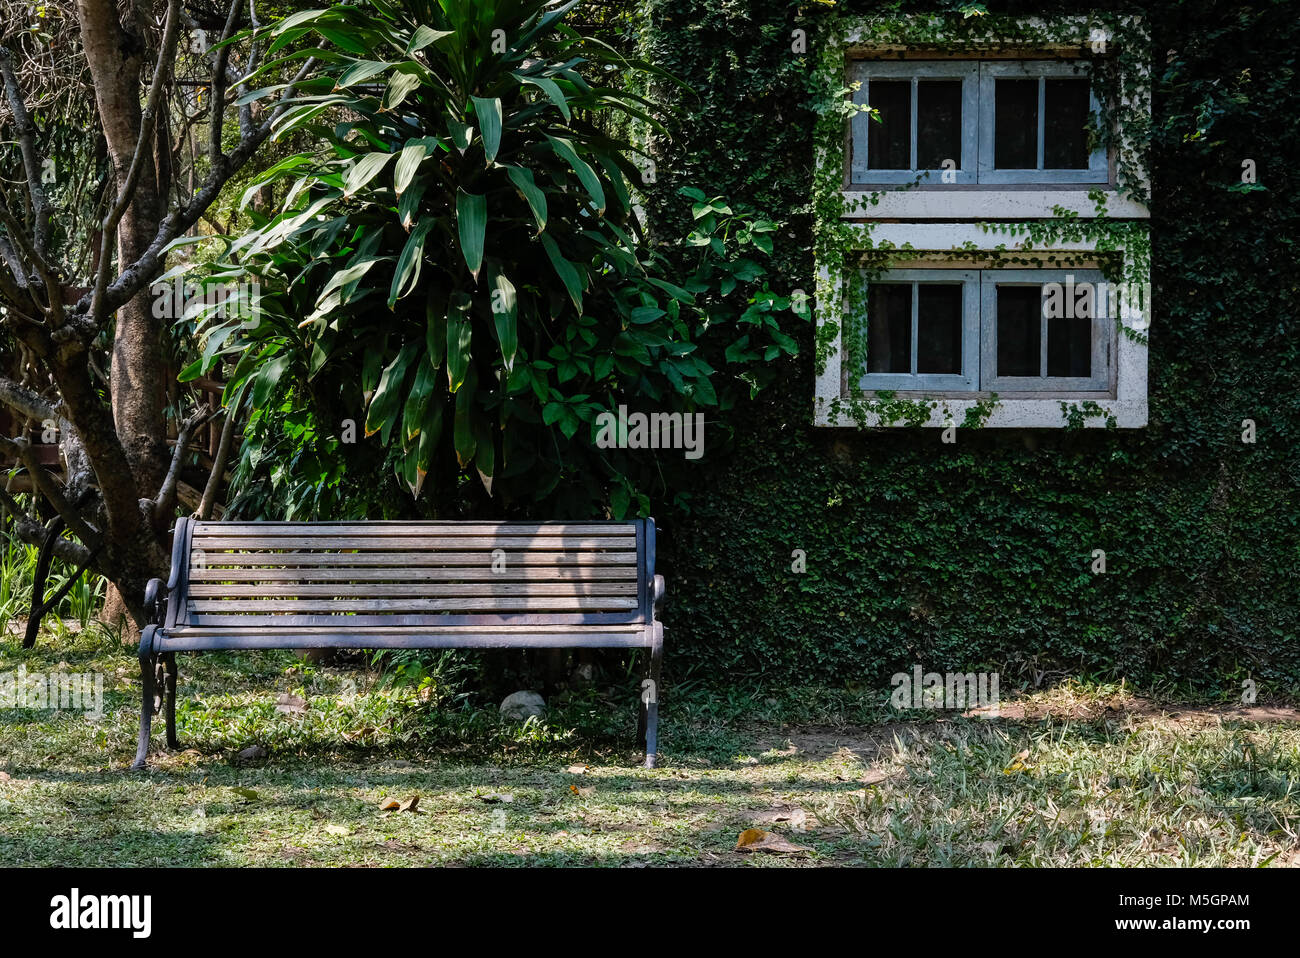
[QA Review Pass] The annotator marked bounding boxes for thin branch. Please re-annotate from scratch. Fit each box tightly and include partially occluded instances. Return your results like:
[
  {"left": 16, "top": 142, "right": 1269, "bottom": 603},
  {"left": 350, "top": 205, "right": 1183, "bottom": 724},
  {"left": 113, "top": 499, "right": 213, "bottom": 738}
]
[
  {"left": 208, "top": 0, "right": 243, "bottom": 163},
  {"left": 198, "top": 400, "right": 239, "bottom": 520},
  {"left": 0, "top": 435, "right": 99, "bottom": 546},
  {"left": 0, "top": 376, "right": 60, "bottom": 424},
  {"left": 0, "top": 484, "right": 93, "bottom": 567},
  {"left": 153, "top": 404, "right": 213, "bottom": 520},
  {"left": 0, "top": 46, "right": 54, "bottom": 256}
]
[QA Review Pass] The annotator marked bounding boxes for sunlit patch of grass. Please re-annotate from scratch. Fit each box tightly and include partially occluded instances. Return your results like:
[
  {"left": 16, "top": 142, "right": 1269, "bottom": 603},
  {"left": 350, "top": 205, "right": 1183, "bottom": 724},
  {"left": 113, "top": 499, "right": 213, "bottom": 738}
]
[{"left": 1, "top": 632, "right": 1297, "bottom": 867}]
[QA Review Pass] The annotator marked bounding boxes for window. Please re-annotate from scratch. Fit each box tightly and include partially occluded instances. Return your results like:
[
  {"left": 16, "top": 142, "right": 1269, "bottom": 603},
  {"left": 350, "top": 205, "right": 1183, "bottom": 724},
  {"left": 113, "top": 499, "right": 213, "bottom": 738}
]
[
  {"left": 849, "top": 62, "right": 979, "bottom": 185},
  {"left": 857, "top": 269, "right": 1114, "bottom": 396},
  {"left": 849, "top": 60, "right": 1107, "bottom": 186}
]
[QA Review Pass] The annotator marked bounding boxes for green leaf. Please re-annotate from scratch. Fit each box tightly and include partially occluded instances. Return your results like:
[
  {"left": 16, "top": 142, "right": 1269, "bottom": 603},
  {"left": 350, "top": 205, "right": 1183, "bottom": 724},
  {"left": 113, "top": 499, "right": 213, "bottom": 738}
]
[
  {"left": 343, "top": 151, "right": 393, "bottom": 197},
  {"left": 446, "top": 291, "right": 473, "bottom": 393},
  {"left": 540, "top": 233, "right": 583, "bottom": 312},
  {"left": 407, "top": 25, "right": 452, "bottom": 54},
  {"left": 446, "top": 111, "right": 473, "bottom": 153},
  {"left": 426, "top": 289, "right": 447, "bottom": 369},
  {"left": 488, "top": 266, "right": 518, "bottom": 373},
  {"left": 393, "top": 140, "right": 430, "bottom": 196},
  {"left": 388, "top": 216, "right": 435, "bottom": 306},
  {"left": 397, "top": 179, "right": 426, "bottom": 228},
  {"left": 472, "top": 414, "right": 495, "bottom": 495},
  {"left": 365, "top": 341, "right": 418, "bottom": 443},
  {"left": 382, "top": 69, "right": 422, "bottom": 111},
  {"left": 412, "top": 397, "right": 443, "bottom": 497},
  {"left": 516, "top": 74, "right": 571, "bottom": 121},
  {"left": 402, "top": 358, "right": 437, "bottom": 442},
  {"left": 453, "top": 366, "right": 478, "bottom": 467},
  {"left": 505, "top": 165, "right": 547, "bottom": 232},
  {"left": 456, "top": 191, "right": 487, "bottom": 279},
  {"left": 335, "top": 59, "right": 393, "bottom": 89},
  {"left": 471, "top": 96, "right": 503, "bottom": 164},
  {"left": 545, "top": 135, "right": 605, "bottom": 214},
  {"left": 250, "top": 354, "right": 290, "bottom": 408}
]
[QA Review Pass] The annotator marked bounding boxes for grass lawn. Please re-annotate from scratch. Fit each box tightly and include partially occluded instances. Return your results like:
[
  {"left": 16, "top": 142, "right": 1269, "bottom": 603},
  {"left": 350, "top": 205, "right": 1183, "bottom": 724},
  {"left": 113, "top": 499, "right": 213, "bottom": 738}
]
[{"left": 1, "top": 627, "right": 1298, "bottom": 867}]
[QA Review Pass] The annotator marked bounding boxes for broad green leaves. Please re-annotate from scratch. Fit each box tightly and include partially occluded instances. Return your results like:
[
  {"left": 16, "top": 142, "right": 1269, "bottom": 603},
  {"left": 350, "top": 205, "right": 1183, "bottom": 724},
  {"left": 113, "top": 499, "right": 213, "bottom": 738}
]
[{"left": 210, "top": 0, "right": 805, "bottom": 515}]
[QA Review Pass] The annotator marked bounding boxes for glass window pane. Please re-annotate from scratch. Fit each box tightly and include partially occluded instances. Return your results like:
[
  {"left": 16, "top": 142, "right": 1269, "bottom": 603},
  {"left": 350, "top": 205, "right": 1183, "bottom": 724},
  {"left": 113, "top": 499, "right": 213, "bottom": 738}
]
[
  {"left": 1044, "top": 78, "right": 1092, "bottom": 169},
  {"left": 867, "top": 80, "right": 911, "bottom": 170},
  {"left": 916, "top": 285, "right": 963, "bottom": 374},
  {"left": 867, "top": 283, "right": 912, "bottom": 374},
  {"left": 996, "top": 285, "right": 1042, "bottom": 377},
  {"left": 994, "top": 78, "right": 1039, "bottom": 169},
  {"left": 916, "top": 80, "right": 962, "bottom": 170}
]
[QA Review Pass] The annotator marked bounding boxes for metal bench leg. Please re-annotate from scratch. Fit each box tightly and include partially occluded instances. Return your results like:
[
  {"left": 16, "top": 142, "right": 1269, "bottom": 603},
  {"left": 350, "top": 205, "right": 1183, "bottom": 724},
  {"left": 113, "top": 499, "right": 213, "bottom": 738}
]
[
  {"left": 163, "top": 652, "right": 180, "bottom": 750},
  {"left": 643, "top": 627, "right": 663, "bottom": 769},
  {"left": 131, "top": 626, "right": 158, "bottom": 771}
]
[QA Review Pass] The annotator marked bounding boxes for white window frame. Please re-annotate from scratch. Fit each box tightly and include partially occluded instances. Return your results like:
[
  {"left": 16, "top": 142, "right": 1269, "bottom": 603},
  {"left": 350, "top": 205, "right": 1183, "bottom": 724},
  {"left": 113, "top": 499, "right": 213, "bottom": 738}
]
[
  {"left": 814, "top": 224, "right": 1149, "bottom": 429},
  {"left": 855, "top": 269, "right": 980, "bottom": 391},
  {"left": 849, "top": 61, "right": 979, "bottom": 185},
  {"left": 979, "top": 269, "right": 1113, "bottom": 394},
  {"left": 977, "top": 60, "right": 1108, "bottom": 185}
]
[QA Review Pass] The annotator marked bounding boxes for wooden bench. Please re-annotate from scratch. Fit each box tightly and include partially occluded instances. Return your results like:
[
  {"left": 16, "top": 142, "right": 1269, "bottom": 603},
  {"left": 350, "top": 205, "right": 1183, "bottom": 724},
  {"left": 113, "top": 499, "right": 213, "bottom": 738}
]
[{"left": 133, "top": 519, "right": 665, "bottom": 769}]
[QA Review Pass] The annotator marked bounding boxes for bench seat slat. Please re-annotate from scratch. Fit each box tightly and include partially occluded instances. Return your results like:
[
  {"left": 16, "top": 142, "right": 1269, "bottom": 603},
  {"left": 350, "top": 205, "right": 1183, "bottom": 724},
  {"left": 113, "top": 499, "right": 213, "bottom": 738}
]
[
  {"left": 189, "top": 551, "right": 639, "bottom": 567},
  {"left": 187, "top": 582, "right": 636, "bottom": 597},
  {"left": 188, "top": 567, "right": 638, "bottom": 582},
  {"left": 187, "top": 597, "right": 638, "bottom": 612},
  {"left": 194, "top": 522, "right": 636, "bottom": 536},
  {"left": 190, "top": 536, "right": 636, "bottom": 550},
  {"left": 155, "top": 629, "right": 652, "bottom": 651}
]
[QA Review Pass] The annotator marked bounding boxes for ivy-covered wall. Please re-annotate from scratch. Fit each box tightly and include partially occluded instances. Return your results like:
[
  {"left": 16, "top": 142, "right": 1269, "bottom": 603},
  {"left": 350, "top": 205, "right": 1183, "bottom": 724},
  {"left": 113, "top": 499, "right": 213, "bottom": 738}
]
[{"left": 636, "top": 0, "right": 1300, "bottom": 693}]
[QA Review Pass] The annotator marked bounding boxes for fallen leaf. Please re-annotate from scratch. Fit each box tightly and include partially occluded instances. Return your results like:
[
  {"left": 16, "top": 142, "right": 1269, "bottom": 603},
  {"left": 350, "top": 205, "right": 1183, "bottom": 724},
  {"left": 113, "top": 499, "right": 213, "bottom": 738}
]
[
  {"left": 398, "top": 795, "right": 419, "bottom": 813},
  {"left": 862, "top": 768, "right": 902, "bottom": 787},
  {"left": 477, "top": 792, "right": 514, "bottom": 804},
  {"left": 0, "top": 771, "right": 10, "bottom": 783},
  {"left": 324, "top": 824, "right": 352, "bottom": 837},
  {"left": 570, "top": 785, "right": 594, "bottom": 797},
  {"left": 566, "top": 764, "right": 590, "bottom": 775},
  {"left": 735, "top": 828, "right": 812, "bottom": 856},
  {"left": 1003, "top": 749, "right": 1032, "bottom": 774},
  {"left": 275, "top": 693, "right": 308, "bottom": 715},
  {"left": 378, "top": 798, "right": 401, "bottom": 812},
  {"left": 230, "top": 787, "right": 259, "bottom": 800}
]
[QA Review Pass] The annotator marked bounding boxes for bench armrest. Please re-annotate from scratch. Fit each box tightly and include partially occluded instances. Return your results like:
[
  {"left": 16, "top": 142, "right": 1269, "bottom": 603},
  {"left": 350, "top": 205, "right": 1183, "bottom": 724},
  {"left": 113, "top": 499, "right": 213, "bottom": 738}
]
[
  {"left": 143, "top": 578, "right": 167, "bottom": 627},
  {"left": 652, "top": 574, "right": 665, "bottom": 613}
]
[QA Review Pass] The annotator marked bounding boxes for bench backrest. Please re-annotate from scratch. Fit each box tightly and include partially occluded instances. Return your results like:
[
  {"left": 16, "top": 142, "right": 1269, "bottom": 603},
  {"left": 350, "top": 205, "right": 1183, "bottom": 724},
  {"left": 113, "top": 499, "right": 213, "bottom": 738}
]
[{"left": 169, "top": 519, "right": 656, "bottom": 630}]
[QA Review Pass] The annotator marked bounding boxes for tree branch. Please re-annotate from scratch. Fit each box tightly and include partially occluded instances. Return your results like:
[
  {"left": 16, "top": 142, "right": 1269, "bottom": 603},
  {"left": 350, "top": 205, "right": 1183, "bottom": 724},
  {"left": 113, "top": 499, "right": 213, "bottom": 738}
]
[
  {"left": 0, "top": 435, "right": 99, "bottom": 546},
  {"left": 87, "top": 0, "right": 182, "bottom": 328},
  {"left": 0, "top": 376, "right": 60, "bottom": 424},
  {"left": 198, "top": 399, "right": 239, "bottom": 520},
  {"left": 153, "top": 404, "right": 212, "bottom": 521},
  {"left": 57, "top": 53, "right": 318, "bottom": 343},
  {"left": 0, "top": 46, "right": 54, "bottom": 256},
  {"left": 0, "top": 484, "right": 93, "bottom": 567}
]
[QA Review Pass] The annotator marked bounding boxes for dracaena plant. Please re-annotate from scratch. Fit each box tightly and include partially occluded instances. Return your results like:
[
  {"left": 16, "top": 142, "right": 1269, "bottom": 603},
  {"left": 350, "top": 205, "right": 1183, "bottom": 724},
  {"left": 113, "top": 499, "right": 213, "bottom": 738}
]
[{"left": 192, "top": 0, "right": 805, "bottom": 517}]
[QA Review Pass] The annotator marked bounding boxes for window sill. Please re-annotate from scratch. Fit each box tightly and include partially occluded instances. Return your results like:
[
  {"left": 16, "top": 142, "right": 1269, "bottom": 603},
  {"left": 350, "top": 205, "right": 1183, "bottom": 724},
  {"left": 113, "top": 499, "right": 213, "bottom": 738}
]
[
  {"left": 815, "top": 396, "right": 1147, "bottom": 428},
  {"left": 841, "top": 189, "right": 1149, "bottom": 220}
]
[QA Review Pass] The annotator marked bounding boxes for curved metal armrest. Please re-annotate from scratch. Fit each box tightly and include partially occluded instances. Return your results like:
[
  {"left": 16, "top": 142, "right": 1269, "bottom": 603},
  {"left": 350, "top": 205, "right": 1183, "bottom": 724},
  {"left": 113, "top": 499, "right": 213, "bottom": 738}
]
[
  {"left": 652, "top": 574, "right": 665, "bottom": 612},
  {"left": 143, "top": 578, "right": 167, "bottom": 627}
]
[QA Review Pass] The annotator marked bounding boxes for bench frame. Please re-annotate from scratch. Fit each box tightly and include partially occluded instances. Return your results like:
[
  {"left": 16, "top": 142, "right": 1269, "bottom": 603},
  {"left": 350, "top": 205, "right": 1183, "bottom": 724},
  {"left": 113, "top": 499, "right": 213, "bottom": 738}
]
[{"left": 132, "top": 518, "right": 664, "bottom": 770}]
